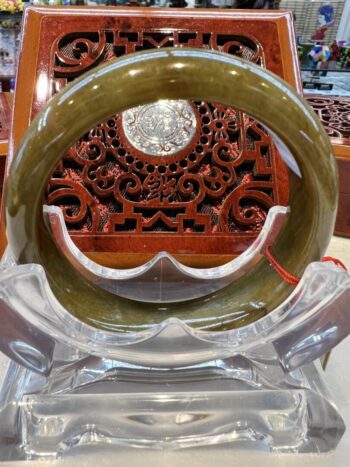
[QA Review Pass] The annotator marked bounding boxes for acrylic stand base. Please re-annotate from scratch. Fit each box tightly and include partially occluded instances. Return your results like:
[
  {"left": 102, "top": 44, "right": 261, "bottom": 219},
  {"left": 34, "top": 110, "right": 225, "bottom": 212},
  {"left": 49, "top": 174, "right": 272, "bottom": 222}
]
[
  {"left": 1, "top": 219, "right": 350, "bottom": 460},
  {"left": 0, "top": 354, "right": 345, "bottom": 461}
]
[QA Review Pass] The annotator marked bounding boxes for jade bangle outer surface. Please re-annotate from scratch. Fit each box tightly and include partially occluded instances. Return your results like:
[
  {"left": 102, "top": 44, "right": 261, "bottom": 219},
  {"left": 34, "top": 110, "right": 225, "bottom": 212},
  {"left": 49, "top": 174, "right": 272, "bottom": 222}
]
[{"left": 5, "top": 48, "right": 338, "bottom": 332}]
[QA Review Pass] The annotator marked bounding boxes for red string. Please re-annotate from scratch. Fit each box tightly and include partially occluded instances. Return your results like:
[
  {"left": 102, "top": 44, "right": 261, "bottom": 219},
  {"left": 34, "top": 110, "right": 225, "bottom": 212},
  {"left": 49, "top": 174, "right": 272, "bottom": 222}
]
[
  {"left": 265, "top": 246, "right": 348, "bottom": 286},
  {"left": 265, "top": 246, "right": 300, "bottom": 285},
  {"left": 321, "top": 256, "right": 348, "bottom": 271}
]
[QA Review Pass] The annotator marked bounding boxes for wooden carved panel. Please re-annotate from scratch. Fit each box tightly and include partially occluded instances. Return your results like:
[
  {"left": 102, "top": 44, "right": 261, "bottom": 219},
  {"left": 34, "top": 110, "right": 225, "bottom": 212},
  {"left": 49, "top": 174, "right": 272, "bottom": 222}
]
[
  {"left": 306, "top": 94, "right": 350, "bottom": 238},
  {"left": 305, "top": 95, "right": 350, "bottom": 145},
  {"left": 9, "top": 8, "right": 302, "bottom": 264},
  {"left": 48, "top": 30, "right": 284, "bottom": 240},
  {"left": 50, "top": 102, "right": 280, "bottom": 237}
]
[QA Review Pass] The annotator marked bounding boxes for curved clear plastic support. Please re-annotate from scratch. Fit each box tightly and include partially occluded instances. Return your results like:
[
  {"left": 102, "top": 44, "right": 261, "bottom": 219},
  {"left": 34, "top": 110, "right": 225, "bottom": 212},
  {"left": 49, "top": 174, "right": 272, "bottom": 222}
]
[
  {"left": 0, "top": 249, "right": 349, "bottom": 458},
  {"left": 43, "top": 205, "right": 289, "bottom": 303},
  {"left": 0, "top": 255, "right": 350, "bottom": 373}
]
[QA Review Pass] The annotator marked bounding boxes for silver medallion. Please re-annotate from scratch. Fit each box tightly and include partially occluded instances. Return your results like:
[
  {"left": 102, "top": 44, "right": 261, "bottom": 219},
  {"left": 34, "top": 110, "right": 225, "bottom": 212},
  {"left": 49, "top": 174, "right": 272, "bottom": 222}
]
[{"left": 121, "top": 100, "right": 197, "bottom": 157}]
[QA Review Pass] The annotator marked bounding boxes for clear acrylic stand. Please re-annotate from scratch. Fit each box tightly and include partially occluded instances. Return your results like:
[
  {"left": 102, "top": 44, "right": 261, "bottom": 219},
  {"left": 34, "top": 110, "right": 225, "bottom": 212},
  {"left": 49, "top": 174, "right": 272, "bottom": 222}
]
[
  {"left": 44, "top": 205, "right": 288, "bottom": 303},
  {"left": 0, "top": 208, "right": 350, "bottom": 460},
  {"left": 0, "top": 357, "right": 345, "bottom": 460}
]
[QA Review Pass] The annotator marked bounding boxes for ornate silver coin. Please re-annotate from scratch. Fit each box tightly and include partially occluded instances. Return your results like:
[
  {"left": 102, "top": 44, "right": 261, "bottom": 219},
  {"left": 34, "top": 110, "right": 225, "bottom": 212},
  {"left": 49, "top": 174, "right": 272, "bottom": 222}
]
[{"left": 121, "top": 99, "right": 197, "bottom": 157}]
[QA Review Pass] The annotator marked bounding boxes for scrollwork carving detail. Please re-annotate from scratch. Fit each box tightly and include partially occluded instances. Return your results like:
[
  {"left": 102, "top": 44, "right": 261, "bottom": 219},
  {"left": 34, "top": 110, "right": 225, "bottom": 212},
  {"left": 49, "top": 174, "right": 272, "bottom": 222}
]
[{"left": 47, "top": 27, "right": 287, "bottom": 246}]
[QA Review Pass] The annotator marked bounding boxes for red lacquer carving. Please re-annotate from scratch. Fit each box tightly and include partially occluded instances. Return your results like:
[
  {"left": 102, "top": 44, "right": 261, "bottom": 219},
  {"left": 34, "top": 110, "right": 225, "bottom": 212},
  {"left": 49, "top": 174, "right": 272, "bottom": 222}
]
[
  {"left": 47, "top": 28, "right": 287, "bottom": 252},
  {"left": 305, "top": 95, "right": 350, "bottom": 144},
  {"left": 305, "top": 95, "right": 350, "bottom": 238},
  {"left": 7, "top": 8, "right": 301, "bottom": 261}
]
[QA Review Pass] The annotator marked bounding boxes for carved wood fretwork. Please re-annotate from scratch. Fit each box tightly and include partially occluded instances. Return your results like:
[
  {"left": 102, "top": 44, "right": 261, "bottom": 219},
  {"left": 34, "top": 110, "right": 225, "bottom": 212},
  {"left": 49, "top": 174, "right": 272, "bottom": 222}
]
[
  {"left": 305, "top": 95, "right": 350, "bottom": 144},
  {"left": 305, "top": 95, "right": 350, "bottom": 238},
  {"left": 46, "top": 28, "right": 288, "bottom": 254}
]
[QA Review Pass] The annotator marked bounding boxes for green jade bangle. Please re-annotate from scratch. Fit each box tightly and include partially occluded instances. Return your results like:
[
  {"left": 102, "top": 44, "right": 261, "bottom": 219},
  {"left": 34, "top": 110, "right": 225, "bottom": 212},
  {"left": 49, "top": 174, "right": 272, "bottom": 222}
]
[{"left": 5, "top": 48, "right": 338, "bottom": 332}]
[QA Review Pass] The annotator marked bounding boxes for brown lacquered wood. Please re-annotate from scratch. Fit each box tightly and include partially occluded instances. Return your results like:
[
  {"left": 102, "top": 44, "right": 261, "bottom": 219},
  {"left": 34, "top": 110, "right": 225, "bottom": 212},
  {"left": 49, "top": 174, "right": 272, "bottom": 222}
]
[
  {"left": 305, "top": 95, "right": 350, "bottom": 149},
  {"left": 332, "top": 145, "right": 350, "bottom": 159},
  {"left": 85, "top": 251, "right": 238, "bottom": 269},
  {"left": 305, "top": 95, "right": 350, "bottom": 237},
  {"left": 0, "top": 6, "right": 302, "bottom": 264},
  {"left": 335, "top": 193, "right": 350, "bottom": 238},
  {"left": 337, "top": 158, "right": 350, "bottom": 195},
  {"left": 335, "top": 157, "right": 350, "bottom": 237},
  {"left": 0, "top": 93, "right": 13, "bottom": 157}
]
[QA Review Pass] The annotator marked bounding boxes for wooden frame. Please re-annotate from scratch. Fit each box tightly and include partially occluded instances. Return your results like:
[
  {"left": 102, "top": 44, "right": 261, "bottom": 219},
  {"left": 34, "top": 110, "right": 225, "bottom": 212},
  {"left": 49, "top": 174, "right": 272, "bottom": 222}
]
[{"left": 1, "top": 7, "right": 303, "bottom": 264}]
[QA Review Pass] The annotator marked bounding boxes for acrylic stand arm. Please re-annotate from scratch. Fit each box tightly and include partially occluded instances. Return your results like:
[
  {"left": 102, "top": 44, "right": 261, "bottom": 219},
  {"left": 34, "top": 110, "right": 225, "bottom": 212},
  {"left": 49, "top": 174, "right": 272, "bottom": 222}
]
[
  {"left": 0, "top": 247, "right": 350, "bottom": 373},
  {"left": 44, "top": 205, "right": 289, "bottom": 303}
]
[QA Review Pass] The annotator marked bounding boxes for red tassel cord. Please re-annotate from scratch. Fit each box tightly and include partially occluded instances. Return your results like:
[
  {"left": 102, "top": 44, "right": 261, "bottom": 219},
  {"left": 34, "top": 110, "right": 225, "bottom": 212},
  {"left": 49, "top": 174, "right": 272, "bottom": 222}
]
[{"left": 265, "top": 245, "right": 347, "bottom": 286}]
